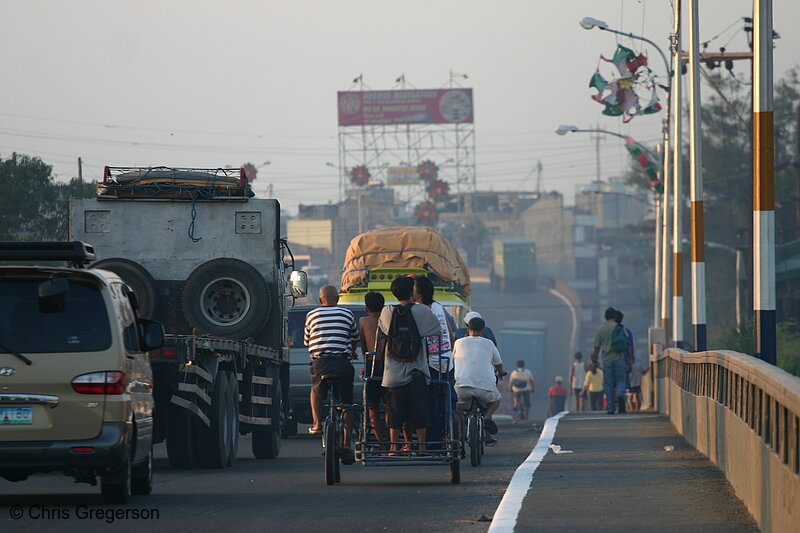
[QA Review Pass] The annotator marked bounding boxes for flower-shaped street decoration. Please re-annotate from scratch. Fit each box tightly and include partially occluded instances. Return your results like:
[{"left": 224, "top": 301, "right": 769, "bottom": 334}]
[
  {"left": 426, "top": 178, "right": 450, "bottom": 203},
  {"left": 414, "top": 201, "right": 439, "bottom": 226},
  {"left": 416, "top": 160, "right": 439, "bottom": 183},
  {"left": 349, "top": 165, "right": 370, "bottom": 187}
]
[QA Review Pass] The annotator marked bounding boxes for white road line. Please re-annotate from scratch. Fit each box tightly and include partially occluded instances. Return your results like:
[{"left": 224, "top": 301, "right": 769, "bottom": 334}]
[{"left": 487, "top": 411, "right": 568, "bottom": 533}]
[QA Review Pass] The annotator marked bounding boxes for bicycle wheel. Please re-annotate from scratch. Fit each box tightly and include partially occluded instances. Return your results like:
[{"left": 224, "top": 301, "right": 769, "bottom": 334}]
[
  {"left": 324, "top": 421, "right": 338, "bottom": 485},
  {"left": 478, "top": 416, "right": 484, "bottom": 464},
  {"left": 468, "top": 416, "right": 479, "bottom": 467}
]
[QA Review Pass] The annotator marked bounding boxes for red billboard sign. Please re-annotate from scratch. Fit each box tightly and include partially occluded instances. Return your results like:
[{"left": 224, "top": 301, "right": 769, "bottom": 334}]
[{"left": 338, "top": 88, "right": 473, "bottom": 126}]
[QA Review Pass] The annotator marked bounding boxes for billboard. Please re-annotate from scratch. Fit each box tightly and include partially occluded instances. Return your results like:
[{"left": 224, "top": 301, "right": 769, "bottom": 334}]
[
  {"left": 338, "top": 88, "right": 473, "bottom": 126},
  {"left": 386, "top": 166, "right": 421, "bottom": 186}
]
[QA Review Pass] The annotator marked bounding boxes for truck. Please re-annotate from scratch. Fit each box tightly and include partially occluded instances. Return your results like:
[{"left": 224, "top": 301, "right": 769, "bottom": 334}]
[
  {"left": 498, "top": 321, "right": 547, "bottom": 417},
  {"left": 69, "top": 166, "right": 306, "bottom": 468},
  {"left": 490, "top": 238, "right": 536, "bottom": 292}
]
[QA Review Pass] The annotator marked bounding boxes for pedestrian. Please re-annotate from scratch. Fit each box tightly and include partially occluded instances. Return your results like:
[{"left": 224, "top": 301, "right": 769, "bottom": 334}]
[
  {"left": 377, "top": 276, "right": 442, "bottom": 454},
  {"left": 591, "top": 307, "right": 631, "bottom": 414},
  {"left": 412, "top": 275, "right": 455, "bottom": 448},
  {"left": 547, "top": 376, "right": 568, "bottom": 417},
  {"left": 358, "top": 291, "right": 387, "bottom": 444},
  {"left": 509, "top": 359, "right": 535, "bottom": 421},
  {"left": 582, "top": 363, "right": 605, "bottom": 411},
  {"left": 568, "top": 352, "right": 587, "bottom": 412},
  {"left": 453, "top": 317, "right": 505, "bottom": 445},
  {"left": 304, "top": 285, "right": 358, "bottom": 462},
  {"left": 615, "top": 310, "right": 635, "bottom": 407},
  {"left": 453, "top": 310, "right": 497, "bottom": 345},
  {"left": 628, "top": 357, "right": 648, "bottom": 411}
]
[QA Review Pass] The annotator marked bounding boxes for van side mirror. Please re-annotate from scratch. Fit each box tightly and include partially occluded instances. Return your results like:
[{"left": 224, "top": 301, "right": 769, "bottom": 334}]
[
  {"left": 139, "top": 319, "right": 165, "bottom": 350},
  {"left": 289, "top": 270, "right": 308, "bottom": 297}
]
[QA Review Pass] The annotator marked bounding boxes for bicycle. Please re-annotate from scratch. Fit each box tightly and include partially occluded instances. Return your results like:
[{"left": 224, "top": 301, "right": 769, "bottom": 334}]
[
  {"left": 320, "top": 375, "right": 359, "bottom": 485},
  {"left": 462, "top": 397, "right": 485, "bottom": 467}
]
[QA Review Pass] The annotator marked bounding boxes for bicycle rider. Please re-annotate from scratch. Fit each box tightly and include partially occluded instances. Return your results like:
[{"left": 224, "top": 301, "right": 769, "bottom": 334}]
[
  {"left": 305, "top": 286, "right": 359, "bottom": 462},
  {"left": 509, "top": 360, "right": 535, "bottom": 421},
  {"left": 452, "top": 317, "right": 505, "bottom": 445}
]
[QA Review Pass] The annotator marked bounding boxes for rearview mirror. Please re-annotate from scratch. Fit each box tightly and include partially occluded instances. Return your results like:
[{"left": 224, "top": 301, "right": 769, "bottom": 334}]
[
  {"left": 289, "top": 270, "right": 308, "bottom": 297},
  {"left": 139, "top": 319, "right": 165, "bottom": 350}
]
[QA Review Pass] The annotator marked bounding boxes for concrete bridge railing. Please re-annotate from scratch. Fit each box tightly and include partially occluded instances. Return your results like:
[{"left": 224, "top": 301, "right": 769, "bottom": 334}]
[{"left": 650, "top": 347, "right": 800, "bottom": 532}]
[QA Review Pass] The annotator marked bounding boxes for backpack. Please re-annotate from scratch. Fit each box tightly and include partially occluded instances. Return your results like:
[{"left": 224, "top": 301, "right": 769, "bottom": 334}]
[
  {"left": 386, "top": 303, "right": 422, "bottom": 362},
  {"left": 611, "top": 323, "right": 631, "bottom": 353}
]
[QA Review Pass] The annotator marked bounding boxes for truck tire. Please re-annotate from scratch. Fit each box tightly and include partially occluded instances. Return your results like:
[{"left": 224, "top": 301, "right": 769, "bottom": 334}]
[
  {"left": 92, "top": 258, "right": 157, "bottom": 319},
  {"left": 251, "top": 377, "right": 282, "bottom": 459},
  {"left": 198, "top": 370, "right": 235, "bottom": 468},
  {"left": 182, "top": 259, "right": 271, "bottom": 338},
  {"left": 166, "top": 402, "right": 198, "bottom": 468},
  {"left": 226, "top": 371, "right": 240, "bottom": 467}
]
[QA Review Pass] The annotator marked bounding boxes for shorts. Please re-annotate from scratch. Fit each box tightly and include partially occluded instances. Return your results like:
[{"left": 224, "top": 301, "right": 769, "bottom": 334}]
[
  {"left": 574, "top": 388, "right": 586, "bottom": 399},
  {"left": 310, "top": 356, "right": 354, "bottom": 404},
  {"left": 365, "top": 377, "right": 386, "bottom": 405},
  {"left": 628, "top": 385, "right": 641, "bottom": 393},
  {"left": 455, "top": 385, "right": 502, "bottom": 411},
  {"left": 385, "top": 371, "right": 430, "bottom": 429},
  {"left": 514, "top": 390, "right": 531, "bottom": 407}
]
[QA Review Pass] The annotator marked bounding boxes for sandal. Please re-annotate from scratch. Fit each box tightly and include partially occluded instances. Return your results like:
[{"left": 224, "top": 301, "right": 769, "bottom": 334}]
[{"left": 308, "top": 427, "right": 322, "bottom": 435}]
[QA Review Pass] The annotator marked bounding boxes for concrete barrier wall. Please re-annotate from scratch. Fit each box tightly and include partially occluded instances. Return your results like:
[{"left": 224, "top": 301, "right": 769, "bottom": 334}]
[{"left": 651, "top": 349, "right": 800, "bottom": 533}]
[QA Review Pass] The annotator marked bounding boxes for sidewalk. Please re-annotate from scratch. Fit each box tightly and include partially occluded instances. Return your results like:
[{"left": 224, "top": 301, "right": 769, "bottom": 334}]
[{"left": 511, "top": 412, "right": 759, "bottom": 533}]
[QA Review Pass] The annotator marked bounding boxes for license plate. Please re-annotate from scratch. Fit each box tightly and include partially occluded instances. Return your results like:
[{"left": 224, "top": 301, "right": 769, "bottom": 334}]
[{"left": 0, "top": 407, "right": 33, "bottom": 425}]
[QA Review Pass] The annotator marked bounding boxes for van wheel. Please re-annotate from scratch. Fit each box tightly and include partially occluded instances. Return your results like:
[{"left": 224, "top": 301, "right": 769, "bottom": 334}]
[
  {"left": 198, "top": 371, "right": 234, "bottom": 468},
  {"left": 182, "top": 259, "right": 271, "bottom": 338},
  {"left": 92, "top": 258, "right": 157, "bottom": 319},
  {"left": 226, "top": 372, "right": 240, "bottom": 467},
  {"left": 131, "top": 445, "right": 153, "bottom": 495},
  {"left": 101, "top": 453, "right": 132, "bottom": 504}
]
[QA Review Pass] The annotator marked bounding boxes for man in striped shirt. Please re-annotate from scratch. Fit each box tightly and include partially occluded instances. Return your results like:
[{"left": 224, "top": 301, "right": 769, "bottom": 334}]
[{"left": 305, "top": 285, "right": 359, "bottom": 437}]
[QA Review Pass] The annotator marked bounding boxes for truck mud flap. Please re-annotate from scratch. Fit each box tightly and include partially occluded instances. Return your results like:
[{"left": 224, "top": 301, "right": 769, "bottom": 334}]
[
  {"left": 236, "top": 372, "right": 273, "bottom": 427},
  {"left": 169, "top": 363, "right": 214, "bottom": 427}
]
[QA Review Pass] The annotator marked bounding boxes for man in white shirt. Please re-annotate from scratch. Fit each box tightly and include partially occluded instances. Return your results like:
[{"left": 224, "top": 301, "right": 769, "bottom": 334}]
[{"left": 452, "top": 317, "right": 505, "bottom": 440}]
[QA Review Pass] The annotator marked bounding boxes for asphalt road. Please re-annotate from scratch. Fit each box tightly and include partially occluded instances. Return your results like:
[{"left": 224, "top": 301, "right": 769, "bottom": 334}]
[{"left": 1, "top": 420, "right": 542, "bottom": 532}]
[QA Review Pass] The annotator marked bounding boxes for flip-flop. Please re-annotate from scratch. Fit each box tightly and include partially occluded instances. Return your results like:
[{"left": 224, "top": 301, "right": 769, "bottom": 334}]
[
  {"left": 484, "top": 419, "right": 499, "bottom": 434},
  {"left": 308, "top": 427, "right": 322, "bottom": 435}
]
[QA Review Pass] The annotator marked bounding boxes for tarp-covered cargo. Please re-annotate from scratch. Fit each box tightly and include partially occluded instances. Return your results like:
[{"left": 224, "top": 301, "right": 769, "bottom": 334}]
[{"left": 341, "top": 226, "right": 470, "bottom": 294}]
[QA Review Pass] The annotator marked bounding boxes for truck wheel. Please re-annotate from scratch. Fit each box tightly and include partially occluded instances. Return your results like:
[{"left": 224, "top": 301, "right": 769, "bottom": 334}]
[
  {"left": 198, "top": 371, "right": 234, "bottom": 468},
  {"left": 166, "top": 402, "right": 198, "bottom": 468},
  {"left": 92, "top": 258, "right": 157, "bottom": 319},
  {"left": 183, "top": 259, "right": 271, "bottom": 338},
  {"left": 226, "top": 372, "right": 240, "bottom": 467},
  {"left": 251, "top": 377, "right": 282, "bottom": 459}
]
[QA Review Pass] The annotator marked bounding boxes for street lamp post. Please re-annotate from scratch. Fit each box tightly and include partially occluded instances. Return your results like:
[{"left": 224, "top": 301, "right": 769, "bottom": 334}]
[
  {"left": 555, "top": 125, "right": 661, "bottom": 328},
  {"left": 580, "top": 16, "right": 675, "bottom": 345}
]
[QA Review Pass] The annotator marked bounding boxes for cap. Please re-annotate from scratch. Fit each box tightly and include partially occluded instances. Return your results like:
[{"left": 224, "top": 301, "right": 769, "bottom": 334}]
[
  {"left": 555, "top": 376, "right": 563, "bottom": 383},
  {"left": 464, "top": 311, "right": 482, "bottom": 324}
]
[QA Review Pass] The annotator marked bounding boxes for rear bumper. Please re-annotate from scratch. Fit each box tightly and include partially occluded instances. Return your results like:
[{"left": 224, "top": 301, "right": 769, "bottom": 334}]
[{"left": 0, "top": 422, "right": 127, "bottom": 474}]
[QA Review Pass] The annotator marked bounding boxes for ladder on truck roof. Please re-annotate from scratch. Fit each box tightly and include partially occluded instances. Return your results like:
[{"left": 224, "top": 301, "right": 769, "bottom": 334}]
[{"left": 97, "top": 166, "right": 254, "bottom": 200}]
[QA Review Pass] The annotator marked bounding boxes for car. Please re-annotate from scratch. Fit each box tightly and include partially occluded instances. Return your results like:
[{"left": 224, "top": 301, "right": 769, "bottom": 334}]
[
  {"left": 286, "top": 304, "right": 364, "bottom": 432},
  {"left": 0, "top": 242, "right": 165, "bottom": 504},
  {"left": 305, "top": 265, "right": 329, "bottom": 286}
]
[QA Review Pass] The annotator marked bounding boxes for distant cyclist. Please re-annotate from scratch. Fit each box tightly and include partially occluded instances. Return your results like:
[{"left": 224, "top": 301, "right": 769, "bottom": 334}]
[{"left": 509, "top": 360, "right": 535, "bottom": 421}]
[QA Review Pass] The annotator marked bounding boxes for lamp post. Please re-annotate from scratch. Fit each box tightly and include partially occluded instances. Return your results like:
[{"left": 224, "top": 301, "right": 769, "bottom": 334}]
[
  {"left": 555, "top": 125, "right": 661, "bottom": 328},
  {"left": 580, "top": 16, "right": 675, "bottom": 345}
]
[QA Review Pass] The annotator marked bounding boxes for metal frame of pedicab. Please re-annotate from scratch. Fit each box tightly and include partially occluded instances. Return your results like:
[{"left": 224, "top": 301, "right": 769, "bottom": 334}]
[{"left": 352, "top": 349, "right": 462, "bottom": 484}]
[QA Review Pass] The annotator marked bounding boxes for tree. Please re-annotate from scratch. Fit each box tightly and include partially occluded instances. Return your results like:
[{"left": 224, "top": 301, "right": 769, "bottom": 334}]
[{"left": 0, "top": 153, "right": 97, "bottom": 241}]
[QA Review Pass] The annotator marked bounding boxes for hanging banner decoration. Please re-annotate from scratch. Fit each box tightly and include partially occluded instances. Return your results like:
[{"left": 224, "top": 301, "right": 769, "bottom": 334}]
[
  {"left": 386, "top": 166, "right": 421, "bottom": 185},
  {"left": 589, "top": 44, "right": 664, "bottom": 123},
  {"left": 624, "top": 137, "right": 661, "bottom": 191},
  {"left": 349, "top": 165, "right": 370, "bottom": 187},
  {"left": 414, "top": 201, "right": 439, "bottom": 226},
  {"left": 338, "top": 89, "right": 474, "bottom": 126}
]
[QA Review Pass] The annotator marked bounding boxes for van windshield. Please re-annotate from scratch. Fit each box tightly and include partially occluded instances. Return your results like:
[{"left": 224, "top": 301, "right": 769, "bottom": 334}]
[{"left": 0, "top": 279, "right": 112, "bottom": 353}]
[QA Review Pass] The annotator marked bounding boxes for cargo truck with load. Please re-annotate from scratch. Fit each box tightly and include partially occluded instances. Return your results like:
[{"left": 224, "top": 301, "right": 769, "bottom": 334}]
[
  {"left": 69, "top": 166, "right": 307, "bottom": 468},
  {"left": 490, "top": 238, "right": 536, "bottom": 292},
  {"left": 288, "top": 226, "right": 470, "bottom": 425}
]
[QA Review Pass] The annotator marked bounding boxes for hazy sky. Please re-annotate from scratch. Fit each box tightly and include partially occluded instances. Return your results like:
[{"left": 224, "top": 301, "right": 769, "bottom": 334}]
[{"left": 2, "top": 1, "right": 797, "bottom": 214}]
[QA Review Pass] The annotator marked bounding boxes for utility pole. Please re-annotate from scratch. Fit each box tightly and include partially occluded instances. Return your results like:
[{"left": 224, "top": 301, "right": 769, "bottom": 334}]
[
  {"left": 672, "top": 0, "right": 684, "bottom": 349},
  {"left": 688, "top": 0, "right": 707, "bottom": 351},
  {"left": 753, "top": 0, "right": 776, "bottom": 364},
  {"left": 592, "top": 125, "right": 603, "bottom": 182},
  {"left": 78, "top": 157, "right": 83, "bottom": 181},
  {"left": 654, "top": 145, "right": 663, "bottom": 329}
]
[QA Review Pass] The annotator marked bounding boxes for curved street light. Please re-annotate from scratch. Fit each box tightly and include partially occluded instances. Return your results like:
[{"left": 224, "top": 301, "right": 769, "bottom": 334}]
[
  {"left": 554, "top": 124, "right": 658, "bottom": 161},
  {"left": 580, "top": 16, "right": 671, "bottom": 77}
]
